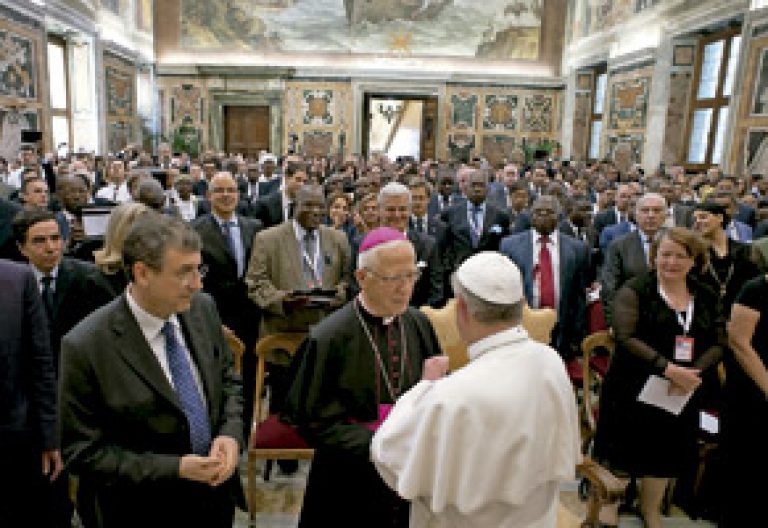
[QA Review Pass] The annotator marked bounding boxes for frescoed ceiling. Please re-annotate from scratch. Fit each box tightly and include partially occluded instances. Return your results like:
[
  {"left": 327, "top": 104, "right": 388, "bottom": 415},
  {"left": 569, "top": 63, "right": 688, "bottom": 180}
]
[{"left": 180, "top": 0, "right": 543, "bottom": 60}]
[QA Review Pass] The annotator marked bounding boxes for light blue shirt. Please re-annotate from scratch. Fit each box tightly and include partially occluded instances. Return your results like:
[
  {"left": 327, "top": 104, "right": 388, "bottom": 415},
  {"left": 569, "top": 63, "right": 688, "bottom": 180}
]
[{"left": 466, "top": 201, "right": 486, "bottom": 235}]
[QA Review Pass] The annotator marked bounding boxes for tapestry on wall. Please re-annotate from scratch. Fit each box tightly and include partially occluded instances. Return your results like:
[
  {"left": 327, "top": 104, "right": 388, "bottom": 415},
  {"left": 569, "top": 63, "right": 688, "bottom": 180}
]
[
  {"left": 608, "top": 77, "right": 648, "bottom": 130},
  {"left": 447, "top": 129, "right": 475, "bottom": 163},
  {"left": 483, "top": 95, "right": 517, "bottom": 131},
  {"left": 607, "top": 134, "right": 644, "bottom": 172},
  {"left": 106, "top": 67, "right": 133, "bottom": 118},
  {"left": 107, "top": 121, "right": 132, "bottom": 153},
  {"left": 662, "top": 72, "right": 692, "bottom": 165},
  {"left": 0, "top": 107, "right": 37, "bottom": 162},
  {"left": 482, "top": 135, "right": 516, "bottom": 167},
  {"left": 0, "top": 29, "right": 36, "bottom": 99},
  {"left": 571, "top": 93, "right": 592, "bottom": 160},
  {"left": 180, "top": 0, "right": 541, "bottom": 61},
  {"left": 302, "top": 90, "right": 334, "bottom": 126},
  {"left": 450, "top": 93, "right": 477, "bottom": 128},
  {"left": 303, "top": 130, "right": 334, "bottom": 157},
  {"left": 522, "top": 94, "right": 553, "bottom": 133},
  {"left": 171, "top": 85, "right": 203, "bottom": 127}
]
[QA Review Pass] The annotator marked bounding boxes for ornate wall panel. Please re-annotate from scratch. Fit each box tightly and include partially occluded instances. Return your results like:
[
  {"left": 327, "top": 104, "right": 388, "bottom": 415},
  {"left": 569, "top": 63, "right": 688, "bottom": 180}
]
[
  {"left": 0, "top": 14, "right": 46, "bottom": 160},
  {"left": 731, "top": 34, "right": 768, "bottom": 175},
  {"left": 662, "top": 70, "right": 693, "bottom": 165},
  {"left": 603, "top": 64, "right": 653, "bottom": 167},
  {"left": 103, "top": 52, "right": 137, "bottom": 153},
  {"left": 284, "top": 80, "right": 352, "bottom": 158},
  {"left": 445, "top": 85, "right": 561, "bottom": 164}
]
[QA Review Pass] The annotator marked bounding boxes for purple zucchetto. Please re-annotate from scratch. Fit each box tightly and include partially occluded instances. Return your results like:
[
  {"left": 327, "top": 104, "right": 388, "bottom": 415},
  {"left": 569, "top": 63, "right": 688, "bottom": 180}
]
[{"left": 359, "top": 227, "right": 408, "bottom": 254}]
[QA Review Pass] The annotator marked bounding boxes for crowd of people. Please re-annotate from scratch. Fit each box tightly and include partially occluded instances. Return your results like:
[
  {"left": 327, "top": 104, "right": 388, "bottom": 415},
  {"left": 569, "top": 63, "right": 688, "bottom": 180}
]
[{"left": 2, "top": 141, "right": 768, "bottom": 527}]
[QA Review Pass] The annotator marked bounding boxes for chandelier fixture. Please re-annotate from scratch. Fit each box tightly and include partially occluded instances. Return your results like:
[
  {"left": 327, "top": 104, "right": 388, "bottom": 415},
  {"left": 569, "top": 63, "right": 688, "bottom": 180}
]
[{"left": 378, "top": 102, "right": 403, "bottom": 124}]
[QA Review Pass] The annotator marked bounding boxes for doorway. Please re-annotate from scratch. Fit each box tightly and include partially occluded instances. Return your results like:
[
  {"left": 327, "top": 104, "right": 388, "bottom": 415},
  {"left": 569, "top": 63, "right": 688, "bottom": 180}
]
[
  {"left": 224, "top": 105, "right": 270, "bottom": 159},
  {"left": 362, "top": 94, "right": 438, "bottom": 162}
]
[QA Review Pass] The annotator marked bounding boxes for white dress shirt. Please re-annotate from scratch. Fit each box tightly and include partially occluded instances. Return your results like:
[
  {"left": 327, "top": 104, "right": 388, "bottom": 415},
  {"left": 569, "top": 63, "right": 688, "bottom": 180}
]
[
  {"left": 125, "top": 288, "right": 206, "bottom": 401},
  {"left": 95, "top": 182, "right": 131, "bottom": 203},
  {"left": 531, "top": 230, "right": 561, "bottom": 309}
]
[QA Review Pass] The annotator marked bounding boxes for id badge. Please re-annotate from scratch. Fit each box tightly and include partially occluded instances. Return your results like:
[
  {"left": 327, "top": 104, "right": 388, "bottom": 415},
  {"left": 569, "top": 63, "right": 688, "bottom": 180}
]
[{"left": 674, "top": 336, "right": 694, "bottom": 362}]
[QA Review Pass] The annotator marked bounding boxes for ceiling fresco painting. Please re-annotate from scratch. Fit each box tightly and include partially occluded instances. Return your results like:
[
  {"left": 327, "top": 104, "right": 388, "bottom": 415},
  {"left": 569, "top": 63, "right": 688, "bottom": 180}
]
[{"left": 180, "top": 0, "right": 543, "bottom": 60}]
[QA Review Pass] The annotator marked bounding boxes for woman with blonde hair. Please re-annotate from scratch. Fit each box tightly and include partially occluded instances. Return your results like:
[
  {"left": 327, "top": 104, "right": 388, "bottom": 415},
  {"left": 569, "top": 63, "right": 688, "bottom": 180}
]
[{"left": 92, "top": 202, "right": 150, "bottom": 296}]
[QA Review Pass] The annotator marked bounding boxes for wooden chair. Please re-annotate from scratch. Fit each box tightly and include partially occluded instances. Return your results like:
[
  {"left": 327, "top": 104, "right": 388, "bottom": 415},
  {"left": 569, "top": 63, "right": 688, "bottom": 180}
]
[
  {"left": 580, "top": 331, "right": 614, "bottom": 451},
  {"left": 222, "top": 325, "right": 245, "bottom": 374},
  {"left": 421, "top": 299, "right": 557, "bottom": 370},
  {"left": 421, "top": 301, "right": 625, "bottom": 527},
  {"left": 246, "top": 332, "right": 314, "bottom": 519}
]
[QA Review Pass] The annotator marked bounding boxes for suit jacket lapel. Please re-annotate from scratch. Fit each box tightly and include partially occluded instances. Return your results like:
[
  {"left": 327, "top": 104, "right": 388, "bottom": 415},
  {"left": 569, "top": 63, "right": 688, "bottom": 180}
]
[
  {"left": 319, "top": 226, "right": 335, "bottom": 287},
  {"left": 279, "top": 222, "right": 304, "bottom": 287},
  {"left": 110, "top": 296, "right": 181, "bottom": 411},
  {"left": 179, "top": 306, "right": 218, "bottom": 424},
  {"left": 203, "top": 216, "right": 236, "bottom": 269},
  {"left": 239, "top": 216, "right": 256, "bottom": 261},
  {"left": 53, "top": 259, "right": 75, "bottom": 318},
  {"left": 520, "top": 231, "right": 535, "bottom": 303}
]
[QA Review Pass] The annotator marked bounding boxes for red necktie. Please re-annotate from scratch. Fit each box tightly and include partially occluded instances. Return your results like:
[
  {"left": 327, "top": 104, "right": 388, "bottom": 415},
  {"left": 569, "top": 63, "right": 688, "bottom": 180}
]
[{"left": 538, "top": 235, "right": 555, "bottom": 308}]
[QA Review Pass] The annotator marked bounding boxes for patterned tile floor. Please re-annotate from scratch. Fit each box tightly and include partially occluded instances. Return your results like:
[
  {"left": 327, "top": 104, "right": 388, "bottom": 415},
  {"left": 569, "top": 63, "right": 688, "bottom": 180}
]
[{"left": 234, "top": 460, "right": 716, "bottom": 528}]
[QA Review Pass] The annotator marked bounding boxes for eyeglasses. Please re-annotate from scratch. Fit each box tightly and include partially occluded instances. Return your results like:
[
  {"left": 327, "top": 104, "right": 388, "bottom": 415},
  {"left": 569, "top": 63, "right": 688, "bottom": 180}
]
[
  {"left": 175, "top": 264, "right": 208, "bottom": 284},
  {"left": 366, "top": 268, "right": 421, "bottom": 284}
]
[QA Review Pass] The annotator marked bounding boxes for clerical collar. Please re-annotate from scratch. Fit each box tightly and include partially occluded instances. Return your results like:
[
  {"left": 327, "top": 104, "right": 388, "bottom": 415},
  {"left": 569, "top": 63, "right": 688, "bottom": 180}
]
[
  {"left": 356, "top": 293, "right": 396, "bottom": 325},
  {"left": 468, "top": 326, "right": 528, "bottom": 362}
]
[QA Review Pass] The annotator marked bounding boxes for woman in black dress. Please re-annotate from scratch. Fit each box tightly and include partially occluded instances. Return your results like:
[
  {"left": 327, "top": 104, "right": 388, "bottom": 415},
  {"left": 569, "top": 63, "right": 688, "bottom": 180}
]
[
  {"left": 723, "top": 276, "right": 768, "bottom": 526},
  {"left": 594, "top": 227, "right": 724, "bottom": 528}
]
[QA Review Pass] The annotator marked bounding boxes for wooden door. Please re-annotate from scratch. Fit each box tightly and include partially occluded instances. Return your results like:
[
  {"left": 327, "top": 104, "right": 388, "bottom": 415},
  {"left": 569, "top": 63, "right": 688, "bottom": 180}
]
[{"left": 224, "top": 106, "right": 270, "bottom": 159}]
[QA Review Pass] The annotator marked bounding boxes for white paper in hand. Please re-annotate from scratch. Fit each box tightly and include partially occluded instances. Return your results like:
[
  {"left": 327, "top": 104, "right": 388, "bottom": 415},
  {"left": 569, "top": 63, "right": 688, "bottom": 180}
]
[{"left": 637, "top": 375, "right": 694, "bottom": 415}]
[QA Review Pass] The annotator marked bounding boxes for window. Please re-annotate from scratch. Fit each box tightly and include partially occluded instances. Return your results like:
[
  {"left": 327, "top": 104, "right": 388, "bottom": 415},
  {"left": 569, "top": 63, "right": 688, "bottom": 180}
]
[
  {"left": 685, "top": 27, "right": 741, "bottom": 169},
  {"left": 47, "top": 36, "right": 71, "bottom": 152},
  {"left": 588, "top": 67, "right": 607, "bottom": 161}
]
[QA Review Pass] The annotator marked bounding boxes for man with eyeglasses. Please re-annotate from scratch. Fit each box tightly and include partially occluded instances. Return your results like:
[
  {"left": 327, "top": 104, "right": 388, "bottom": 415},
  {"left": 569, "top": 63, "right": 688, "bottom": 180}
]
[
  {"left": 283, "top": 227, "right": 441, "bottom": 528},
  {"left": 601, "top": 192, "right": 668, "bottom": 326},
  {"left": 193, "top": 171, "right": 263, "bottom": 439},
  {"left": 374, "top": 181, "right": 444, "bottom": 308},
  {"left": 59, "top": 213, "right": 245, "bottom": 527}
]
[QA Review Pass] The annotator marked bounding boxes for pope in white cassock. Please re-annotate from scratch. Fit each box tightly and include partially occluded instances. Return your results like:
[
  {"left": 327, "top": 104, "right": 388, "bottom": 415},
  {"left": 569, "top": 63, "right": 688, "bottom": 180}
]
[{"left": 371, "top": 251, "right": 581, "bottom": 528}]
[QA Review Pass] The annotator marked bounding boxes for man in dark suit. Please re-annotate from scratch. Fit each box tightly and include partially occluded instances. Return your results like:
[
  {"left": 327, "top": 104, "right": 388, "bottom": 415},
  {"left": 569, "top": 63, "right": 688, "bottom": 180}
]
[
  {"left": 377, "top": 181, "right": 444, "bottom": 307},
  {"left": 408, "top": 176, "right": 447, "bottom": 241},
  {"left": 252, "top": 162, "right": 308, "bottom": 228},
  {"left": 0, "top": 259, "right": 61, "bottom": 527},
  {"left": 0, "top": 197, "right": 22, "bottom": 260},
  {"left": 593, "top": 183, "right": 632, "bottom": 237},
  {"left": 440, "top": 170, "right": 510, "bottom": 272},
  {"left": 501, "top": 196, "right": 589, "bottom": 359},
  {"left": 13, "top": 209, "right": 105, "bottom": 368},
  {"left": 559, "top": 197, "right": 599, "bottom": 283},
  {"left": 600, "top": 193, "right": 667, "bottom": 326},
  {"left": 59, "top": 214, "right": 244, "bottom": 527},
  {"left": 717, "top": 176, "right": 756, "bottom": 227},
  {"left": 193, "top": 171, "right": 262, "bottom": 438},
  {"left": 427, "top": 172, "right": 463, "bottom": 218}
]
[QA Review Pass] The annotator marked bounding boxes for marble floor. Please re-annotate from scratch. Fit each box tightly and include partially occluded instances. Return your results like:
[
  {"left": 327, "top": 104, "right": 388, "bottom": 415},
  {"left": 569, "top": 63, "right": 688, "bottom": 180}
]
[{"left": 234, "top": 459, "right": 716, "bottom": 528}]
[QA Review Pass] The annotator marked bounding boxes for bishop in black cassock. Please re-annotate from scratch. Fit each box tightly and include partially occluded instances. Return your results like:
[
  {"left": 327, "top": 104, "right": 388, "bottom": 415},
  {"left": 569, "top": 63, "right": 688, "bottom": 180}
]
[{"left": 283, "top": 227, "right": 441, "bottom": 528}]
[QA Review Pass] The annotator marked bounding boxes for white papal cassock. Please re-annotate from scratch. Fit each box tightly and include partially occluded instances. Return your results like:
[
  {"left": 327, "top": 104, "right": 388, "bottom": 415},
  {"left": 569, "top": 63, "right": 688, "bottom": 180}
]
[{"left": 371, "top": 326, "right": 581, "bottom": 528}]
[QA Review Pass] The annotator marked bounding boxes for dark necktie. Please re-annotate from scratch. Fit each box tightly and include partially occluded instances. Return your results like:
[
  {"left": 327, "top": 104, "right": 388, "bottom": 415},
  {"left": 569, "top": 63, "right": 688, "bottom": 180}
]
[
  {"left": 538, "top": 235, "right": 555, "bottom": 308},
  {"left": 41, "top": 275, "right": 55, "bottom": 322},
  {"left": 161, "top": 322, "right": 211, "bottom": 455},
  {"left": 221, "top": 220, "right": 242, "bottom": 276},
  {"left": 416, "top": 217, "right": 425, "bottom": 234},
  {"left": 287, "top": 202, "right": 295, "bottom": 220}
]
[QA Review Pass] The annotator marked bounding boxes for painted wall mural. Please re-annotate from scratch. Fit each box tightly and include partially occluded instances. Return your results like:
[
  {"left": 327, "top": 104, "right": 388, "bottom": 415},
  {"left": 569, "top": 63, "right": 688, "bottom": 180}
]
[
  {"left": 180, "top": 0, "right": 543, "bottom": 60},
  {"left": 284, "top": 80, "right": 352, "bottom": 158},
  {"left": 106, "top": 66, "right": 133, "bottom": 118},
  {"left": 169, "top": 84, "right": 205, "bottom": 155},
  {"left": 445, "top": 85, "right": 560, "bottom": 163},
  {"left": 0, "top": 29, "right": 36, "bottom": 99},
  {"left": 608, "top": 77, "right": 648, "bottom": 130},
  {"left": 570, "top": 0, "right": 662, "bottom": 41}
]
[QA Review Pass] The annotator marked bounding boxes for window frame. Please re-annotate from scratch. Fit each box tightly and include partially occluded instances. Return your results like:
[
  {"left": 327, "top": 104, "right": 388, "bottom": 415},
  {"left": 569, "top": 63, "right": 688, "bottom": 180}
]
[
  {"left": 684, "top": 26, "right": 741, "bottom": 171},
  {"left": 47, "top": 34, "right": 73, "bottom": 151}
]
